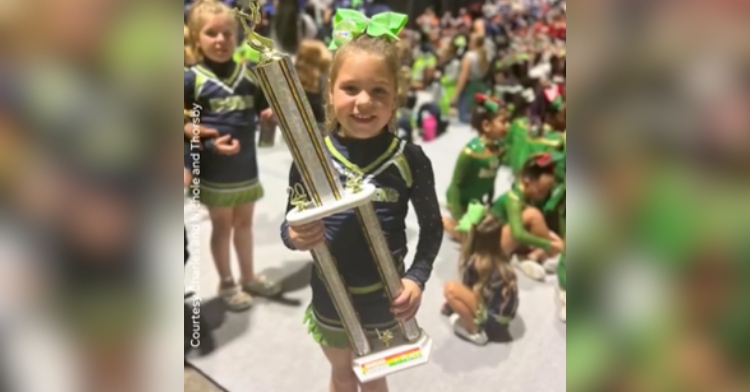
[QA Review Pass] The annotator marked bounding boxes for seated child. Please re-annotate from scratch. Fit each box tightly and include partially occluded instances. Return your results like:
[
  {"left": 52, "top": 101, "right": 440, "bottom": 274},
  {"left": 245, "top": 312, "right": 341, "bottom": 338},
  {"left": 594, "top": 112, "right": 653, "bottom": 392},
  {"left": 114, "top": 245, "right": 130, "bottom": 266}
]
[
  {"left": 490, "top": 153, "right": 565, "bottom": 281},
  {"left": 443, "top": 214, "right": 519, "bottom": 345}
]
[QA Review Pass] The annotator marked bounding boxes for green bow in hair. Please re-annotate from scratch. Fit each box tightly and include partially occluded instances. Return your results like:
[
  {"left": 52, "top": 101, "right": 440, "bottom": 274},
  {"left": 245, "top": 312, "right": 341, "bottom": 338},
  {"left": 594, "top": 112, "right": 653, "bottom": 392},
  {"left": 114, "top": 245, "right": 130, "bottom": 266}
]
[
  {"left": 329, "top": 9, "right": 408, "bottom": 50},
  {"left": 550, "top": 96, "right": 565, "bottom": 112},
  {"left": 475, "top": 93, "right": 501, "bottom": 113}
]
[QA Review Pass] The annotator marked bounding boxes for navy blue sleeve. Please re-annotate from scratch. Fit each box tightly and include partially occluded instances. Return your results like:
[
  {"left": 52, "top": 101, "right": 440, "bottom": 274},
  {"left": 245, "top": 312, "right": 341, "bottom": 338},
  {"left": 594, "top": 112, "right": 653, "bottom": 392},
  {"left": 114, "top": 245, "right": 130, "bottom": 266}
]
[
  {"left": 403, "top": 144, "right": 442, "bottom": 290},
  {"left": 279, "top": 163, "right": 302, "bottom": 250}
]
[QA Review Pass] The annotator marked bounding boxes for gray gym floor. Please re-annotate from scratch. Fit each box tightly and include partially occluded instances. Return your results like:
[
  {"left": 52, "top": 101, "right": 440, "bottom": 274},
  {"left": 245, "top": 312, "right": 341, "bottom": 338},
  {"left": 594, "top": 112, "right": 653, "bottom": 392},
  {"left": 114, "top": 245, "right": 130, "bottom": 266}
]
[{"left": 184, "top": 122, "right": 566, "bottom": 392}]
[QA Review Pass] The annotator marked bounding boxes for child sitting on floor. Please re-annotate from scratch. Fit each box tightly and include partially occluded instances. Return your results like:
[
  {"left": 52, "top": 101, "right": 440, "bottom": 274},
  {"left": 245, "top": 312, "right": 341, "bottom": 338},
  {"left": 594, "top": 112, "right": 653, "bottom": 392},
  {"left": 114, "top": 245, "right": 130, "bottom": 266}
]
[{"left": 444, "top": 214, "right": 519, "bottom": 345}]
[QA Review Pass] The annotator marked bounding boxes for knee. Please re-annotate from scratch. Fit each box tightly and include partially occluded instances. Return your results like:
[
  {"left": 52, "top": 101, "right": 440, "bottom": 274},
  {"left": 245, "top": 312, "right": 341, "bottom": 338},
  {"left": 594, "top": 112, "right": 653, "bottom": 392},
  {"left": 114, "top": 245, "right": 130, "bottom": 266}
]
[
  {"left": 211, "top": 218, "right": 234, "bottom": 234},
  {"left": 233, "top": 214, "right": 253, "bottom": 229},
  {"left": 444, "top": 281, "right": 459, "bottom": 300},
  {"left": 521, "top": 207, "right": 544, "bottom": 224}
]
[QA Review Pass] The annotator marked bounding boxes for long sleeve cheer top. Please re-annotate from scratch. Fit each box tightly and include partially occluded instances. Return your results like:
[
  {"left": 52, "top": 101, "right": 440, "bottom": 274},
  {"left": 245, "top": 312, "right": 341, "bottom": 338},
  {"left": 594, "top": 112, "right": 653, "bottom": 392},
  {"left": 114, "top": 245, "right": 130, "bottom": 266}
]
[{"left": 280, "top": 130, "right": 443, "bottom": 290}]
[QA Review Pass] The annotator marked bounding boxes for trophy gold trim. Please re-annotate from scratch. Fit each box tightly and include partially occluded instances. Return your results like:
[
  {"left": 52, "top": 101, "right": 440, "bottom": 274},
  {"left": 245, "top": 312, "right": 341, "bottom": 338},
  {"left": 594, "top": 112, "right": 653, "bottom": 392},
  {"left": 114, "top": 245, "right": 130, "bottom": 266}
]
[{"left": 236, "top": 2, "right": 431, "bottom": 382}]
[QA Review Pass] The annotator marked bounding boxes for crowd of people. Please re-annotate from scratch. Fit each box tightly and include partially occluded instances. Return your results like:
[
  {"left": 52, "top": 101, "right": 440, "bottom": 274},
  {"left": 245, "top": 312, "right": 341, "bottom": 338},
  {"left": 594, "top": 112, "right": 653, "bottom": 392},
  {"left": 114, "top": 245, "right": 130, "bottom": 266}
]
[{"left": 184, "top": 0, "right": 565, "bottom": 390}]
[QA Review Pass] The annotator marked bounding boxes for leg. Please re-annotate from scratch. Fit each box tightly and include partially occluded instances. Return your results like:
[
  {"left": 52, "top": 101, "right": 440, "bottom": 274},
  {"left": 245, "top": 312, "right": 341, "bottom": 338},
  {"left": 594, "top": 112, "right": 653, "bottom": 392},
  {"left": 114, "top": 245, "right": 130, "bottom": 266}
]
[
  {"left": 360, "top": 377, "right": 388, "bottom": 392},
  {"left": 232, "top": 202, "right": 256, "bottom": 282},
  {"left": 209, "top": 206, "right": 253, "bottom": 310},
  {"left": 321, "top": 346, "right": 358, "bottom": 392},
  {"left": 444, "top": 281, "right": 481, "bottom": 333},
  {"left": 208, "top": 206, "right": 235, "bottom": 286},
  {"left": 235, "top": 202, "right": 282, "bottom": 296},
  {"left": 500, "top": 207, "right": 554, "bottom": 257}
]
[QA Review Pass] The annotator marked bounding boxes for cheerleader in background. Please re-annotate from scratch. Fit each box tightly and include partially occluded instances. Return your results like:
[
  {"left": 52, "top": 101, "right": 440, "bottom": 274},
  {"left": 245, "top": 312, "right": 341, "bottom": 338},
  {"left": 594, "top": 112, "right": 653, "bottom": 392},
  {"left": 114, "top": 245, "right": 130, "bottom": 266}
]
[{"left": 444, "top": 214, "right": 519, "bottom": 345}]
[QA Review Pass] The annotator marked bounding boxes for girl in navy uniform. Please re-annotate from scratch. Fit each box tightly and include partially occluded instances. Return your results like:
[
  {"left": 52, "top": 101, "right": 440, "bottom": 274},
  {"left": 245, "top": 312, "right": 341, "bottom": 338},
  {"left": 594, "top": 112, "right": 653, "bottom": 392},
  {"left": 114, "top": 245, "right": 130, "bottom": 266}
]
[
  {"left": 280, "top": 10, "right": 442, "bottom": 392},
  {"left": 443, "top": 214, "right": 519, "bottom": 346},
  {"left": 184, "top": 0, "right": 280, "bottom": 311}
]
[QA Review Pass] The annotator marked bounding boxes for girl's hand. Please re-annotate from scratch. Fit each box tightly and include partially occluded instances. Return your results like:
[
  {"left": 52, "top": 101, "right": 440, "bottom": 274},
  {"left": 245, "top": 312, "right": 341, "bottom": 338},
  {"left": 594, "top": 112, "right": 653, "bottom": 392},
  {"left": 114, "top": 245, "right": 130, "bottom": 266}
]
[
  {"left": 391, "top": 279, "right": 423, "bottom": 321},
  {"left": 549, "top": 236, "right": 565, "bottom": 255},
  {"left": 288, "top": 220, "right": 326, "bottom": 250},
  {"left": 214, "top": 135, "right": 240, "bottom": 155},
  {"left": 260, "top": 108, "right": 275, "bottom": 121}
]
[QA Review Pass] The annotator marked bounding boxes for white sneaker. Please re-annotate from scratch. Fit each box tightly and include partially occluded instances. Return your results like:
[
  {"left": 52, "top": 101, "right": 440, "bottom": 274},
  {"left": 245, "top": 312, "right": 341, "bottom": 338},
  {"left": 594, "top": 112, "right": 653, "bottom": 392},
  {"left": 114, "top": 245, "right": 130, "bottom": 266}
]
[
  {"left": 512, "top": 258, "right": 546, "bottom": 281},
  {"left": 451, "top": 314, "right": 488, "bottom": 345},
  {"left": 543, "top": 257, "right": 559, "bottom": 274},
  {"left": 559, "top": 289, "right": 566, "bottom": 323}
]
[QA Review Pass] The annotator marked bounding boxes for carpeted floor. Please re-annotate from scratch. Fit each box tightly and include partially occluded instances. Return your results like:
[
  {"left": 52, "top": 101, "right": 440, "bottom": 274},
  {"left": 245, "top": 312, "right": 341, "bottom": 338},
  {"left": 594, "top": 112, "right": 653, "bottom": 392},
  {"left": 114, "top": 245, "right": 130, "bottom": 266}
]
[{"left": 184, "top": 122, "right": 566, "bottom": 392}]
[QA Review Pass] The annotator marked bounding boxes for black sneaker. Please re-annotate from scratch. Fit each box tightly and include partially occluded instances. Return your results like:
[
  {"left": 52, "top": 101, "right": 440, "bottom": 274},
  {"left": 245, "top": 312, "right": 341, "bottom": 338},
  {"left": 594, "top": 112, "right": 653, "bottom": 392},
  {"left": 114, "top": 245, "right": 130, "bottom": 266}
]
[{"left": 441, "top": 302, "right": 454, "bottom": 316}]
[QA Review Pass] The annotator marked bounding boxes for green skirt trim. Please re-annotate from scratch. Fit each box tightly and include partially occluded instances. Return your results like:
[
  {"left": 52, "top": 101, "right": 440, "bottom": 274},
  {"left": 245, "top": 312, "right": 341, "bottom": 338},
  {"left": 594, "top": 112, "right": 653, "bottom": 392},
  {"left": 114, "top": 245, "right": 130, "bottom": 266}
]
[
  {"left": 474, "top": 304, "right": 514, "bottom": 330},
  {"left": 200, "top": 179, "right": 264, "bottom": 207},
  {"left": 303, "top": 306, "right": 400, "bottom": 349}
]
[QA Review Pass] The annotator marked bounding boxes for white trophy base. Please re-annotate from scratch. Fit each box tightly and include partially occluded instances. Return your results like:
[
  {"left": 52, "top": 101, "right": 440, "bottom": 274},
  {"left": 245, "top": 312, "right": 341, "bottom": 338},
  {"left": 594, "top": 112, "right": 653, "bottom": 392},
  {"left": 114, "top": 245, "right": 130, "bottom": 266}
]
[
  {"left": 286, "top": 184, "right": 376, "bottom": 225},
  {"left": 352, "top": 333, "right": 432, "bottom": 384}
]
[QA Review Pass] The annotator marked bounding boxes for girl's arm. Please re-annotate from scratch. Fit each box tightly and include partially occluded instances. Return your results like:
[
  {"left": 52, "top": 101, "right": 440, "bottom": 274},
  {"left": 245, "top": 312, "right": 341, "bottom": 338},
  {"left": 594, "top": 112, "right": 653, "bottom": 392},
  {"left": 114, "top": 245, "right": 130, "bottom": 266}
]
[
  {"left": 404, "top": 145, "right": 443, "bottom": 290},
  {"left": 279, "top": 163, "right": 302, "bottom": 250},
  {"left": 452, "top": 55, "right": 471, "bottom": 103},
  {"left": 505, "top": 196, "right": 552, "bottom": 250},
  {"left": 446, "top": 151, "right": 471, "bottom": 220}
]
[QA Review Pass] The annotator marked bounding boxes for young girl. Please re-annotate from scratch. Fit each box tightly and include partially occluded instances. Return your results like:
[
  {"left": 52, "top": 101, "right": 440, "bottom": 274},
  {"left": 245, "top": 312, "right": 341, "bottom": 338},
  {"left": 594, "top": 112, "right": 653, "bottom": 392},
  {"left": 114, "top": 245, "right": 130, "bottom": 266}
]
[
  {"left": 451, "top": 33, "right": 489, "bottom": 123},
  {"left": 443, "top": 214, "right": 519, "bottom": 345},
  {"left": 280, "top": 12, "right": 442, "bottom": 392},
  {"left": 295, "top": 38, "right": 332, "bottom": 130},
  {"left": 489, "top": 154, "right": 565, "bottom": 281},
  {"left": 443, "top": 94, "right": 509, "bottom": 241},
  {"left": 184, "top": 0, "right": 280, "bottom": 311}
]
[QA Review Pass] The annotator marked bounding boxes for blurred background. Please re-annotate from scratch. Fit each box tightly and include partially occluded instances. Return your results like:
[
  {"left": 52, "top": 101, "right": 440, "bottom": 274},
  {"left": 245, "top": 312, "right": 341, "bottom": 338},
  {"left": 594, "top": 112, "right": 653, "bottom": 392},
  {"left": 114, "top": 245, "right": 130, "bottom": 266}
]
[{"left": 0, "top": 0, "right": 748, "bottom": 391}]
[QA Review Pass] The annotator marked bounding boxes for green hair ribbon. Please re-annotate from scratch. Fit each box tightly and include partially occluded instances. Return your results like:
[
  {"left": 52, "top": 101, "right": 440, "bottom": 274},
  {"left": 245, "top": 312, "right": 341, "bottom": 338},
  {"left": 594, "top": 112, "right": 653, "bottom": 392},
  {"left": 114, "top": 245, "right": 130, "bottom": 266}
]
[
  {"left": 329, "top": 9, "right": 408, "bottom": 50},
  {"left": 475, "top": 93, "right": 500, "bottom": 113}
]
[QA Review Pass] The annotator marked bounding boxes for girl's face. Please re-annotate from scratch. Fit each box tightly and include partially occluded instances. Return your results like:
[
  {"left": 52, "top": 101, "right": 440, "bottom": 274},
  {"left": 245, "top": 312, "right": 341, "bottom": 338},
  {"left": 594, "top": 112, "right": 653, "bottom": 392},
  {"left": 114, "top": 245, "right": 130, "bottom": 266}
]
[
  {"left": 330, "top": 52, "right": 397, "bottom": 139},
  {"left": 198, "top": 13, "right": 237, "bottom": 63},
  {"left": 483, "top": 114, "right": 510, "bottom": 141},
  {"left": 524, "top": 173, "right": 556, "bottom": 201}
]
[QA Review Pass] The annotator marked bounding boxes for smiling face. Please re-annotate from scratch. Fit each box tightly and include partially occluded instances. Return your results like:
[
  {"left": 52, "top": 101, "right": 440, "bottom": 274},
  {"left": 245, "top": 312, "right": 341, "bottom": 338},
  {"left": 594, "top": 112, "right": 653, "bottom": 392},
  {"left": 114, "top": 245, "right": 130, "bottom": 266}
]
[
  {"left": 197, "top": 12, "right": 236, "bottom": 63},
  {"left": 329, "top": 51, "right": 397, "bottom": 139}
]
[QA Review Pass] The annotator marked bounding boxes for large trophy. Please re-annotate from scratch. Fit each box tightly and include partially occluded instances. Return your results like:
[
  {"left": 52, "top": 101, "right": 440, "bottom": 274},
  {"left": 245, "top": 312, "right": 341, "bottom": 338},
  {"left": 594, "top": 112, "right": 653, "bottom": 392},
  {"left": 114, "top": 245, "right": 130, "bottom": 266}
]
[{"left": 236, "top": 2, "right": 431, "bottom": 383}]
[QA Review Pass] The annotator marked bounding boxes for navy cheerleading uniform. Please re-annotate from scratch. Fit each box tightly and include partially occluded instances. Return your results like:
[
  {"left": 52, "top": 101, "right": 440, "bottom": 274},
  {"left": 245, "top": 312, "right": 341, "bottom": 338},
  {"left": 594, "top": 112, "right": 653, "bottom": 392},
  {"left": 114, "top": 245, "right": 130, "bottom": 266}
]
[
  {"left": 280, "top": 130, "right": 443, "bottom": 349},
  {"left": 184, "top": 59, "right": 268, "bottom": 207}
]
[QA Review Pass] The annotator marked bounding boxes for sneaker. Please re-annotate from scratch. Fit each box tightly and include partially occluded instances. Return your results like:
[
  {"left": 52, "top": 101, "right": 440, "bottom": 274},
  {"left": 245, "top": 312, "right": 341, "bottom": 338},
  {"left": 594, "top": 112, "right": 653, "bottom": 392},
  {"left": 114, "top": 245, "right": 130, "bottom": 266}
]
[
  {"left": 242, "top": 276, "right": 282, "bottom": 297},
  {"left": 559, "top": 289, "right": 566, "bottom": 323},
  {"left": 512, "top": 258, "right": 546, "bottom": 281},
  {"left": 543, "top": 257, "right": 560, "bottom": 274},
  {"left": 452, "top": 315, "right": 488, "bottom": 346}
]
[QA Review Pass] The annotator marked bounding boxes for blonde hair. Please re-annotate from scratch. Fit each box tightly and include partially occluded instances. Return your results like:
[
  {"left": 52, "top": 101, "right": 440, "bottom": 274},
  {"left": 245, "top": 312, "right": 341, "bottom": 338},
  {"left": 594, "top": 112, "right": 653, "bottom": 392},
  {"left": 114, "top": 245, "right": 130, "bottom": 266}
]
[
  {"left": 184, "top": 25, "right": 197, "bottom": 66},
  {"left": 324, "top": 35, "right": 401, "bottom": 133},
  {"left": 470, "top": 33, "right": 489, "bottom": 75},
  {"left": 185, "top": 0, "right": 237, "bottom": 62},
  {"left": 295, "top": 39, "right": 331, "bottom": 93},
  {"left": 459, "top": 215, "right": 516, "bottom": 302}
]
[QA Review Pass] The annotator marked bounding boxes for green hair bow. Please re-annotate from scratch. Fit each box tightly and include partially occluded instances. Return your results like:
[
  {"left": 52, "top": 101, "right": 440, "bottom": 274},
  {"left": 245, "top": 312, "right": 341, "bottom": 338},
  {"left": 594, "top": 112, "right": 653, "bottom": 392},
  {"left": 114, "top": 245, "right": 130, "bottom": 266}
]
[{"left": 329, "top": 9, "right": 409, "bottom": 50}]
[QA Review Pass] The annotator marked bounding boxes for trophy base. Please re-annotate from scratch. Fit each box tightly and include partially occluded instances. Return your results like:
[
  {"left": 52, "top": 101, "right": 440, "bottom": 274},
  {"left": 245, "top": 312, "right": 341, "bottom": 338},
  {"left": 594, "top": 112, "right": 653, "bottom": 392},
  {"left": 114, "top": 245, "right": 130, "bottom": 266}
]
[
  {"left": 352, "top": 332, "right": 432, "bottom": 384},
  {"left": 286, "top": 184, "right": 376, "bottom": 225}
]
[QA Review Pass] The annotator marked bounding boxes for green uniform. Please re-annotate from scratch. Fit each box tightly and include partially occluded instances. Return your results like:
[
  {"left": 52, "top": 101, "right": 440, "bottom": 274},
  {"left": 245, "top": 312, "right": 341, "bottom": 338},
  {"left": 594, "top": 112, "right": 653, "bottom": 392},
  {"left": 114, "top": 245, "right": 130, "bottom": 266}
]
[
  {"left": 490, "top": 182, "right": 552, "bottom": 250},
  {"left": 412, "top": 53, "right": 437, "bottom": 83},
  {"left": 446, "top": 137, "right": 504, "bottom": 220},
  {"left": 508, "top": 120, "right": 566, "bottom": 175}
]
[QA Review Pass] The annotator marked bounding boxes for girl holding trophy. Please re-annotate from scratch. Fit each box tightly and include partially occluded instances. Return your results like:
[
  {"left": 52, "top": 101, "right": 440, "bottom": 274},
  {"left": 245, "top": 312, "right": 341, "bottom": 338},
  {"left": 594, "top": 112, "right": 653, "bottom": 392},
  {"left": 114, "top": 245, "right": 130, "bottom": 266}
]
[{"left": 280, "top": 10, "right": 442, "bottom": 392}]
